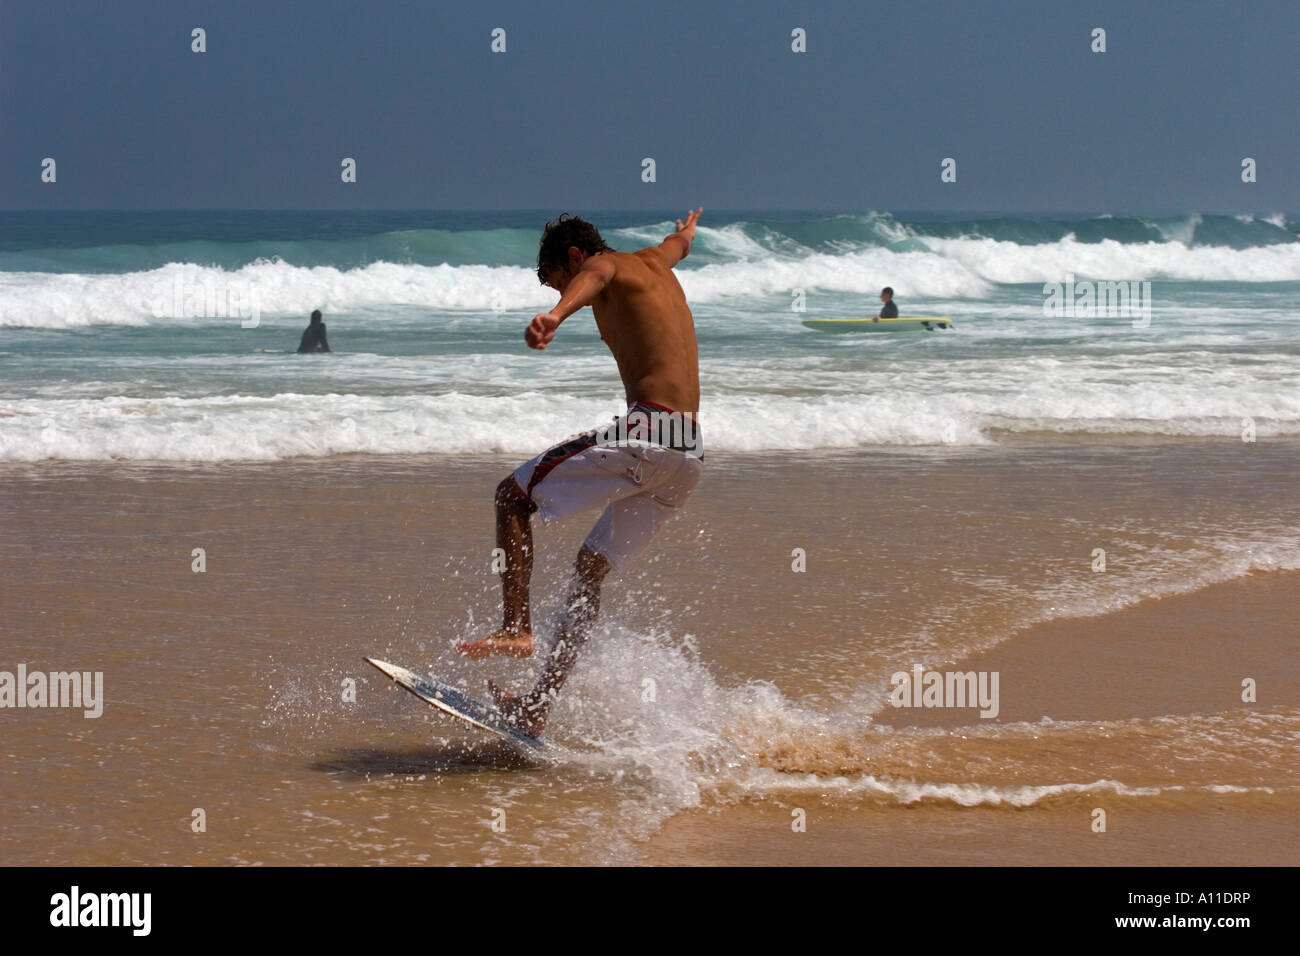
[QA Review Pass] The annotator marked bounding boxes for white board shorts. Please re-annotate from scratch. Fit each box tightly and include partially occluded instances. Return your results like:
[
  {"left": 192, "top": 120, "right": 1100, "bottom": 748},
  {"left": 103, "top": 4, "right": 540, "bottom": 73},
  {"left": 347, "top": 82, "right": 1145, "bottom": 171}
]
[{"left": 512, "top": 402, "right": 703, "bottom": 571}]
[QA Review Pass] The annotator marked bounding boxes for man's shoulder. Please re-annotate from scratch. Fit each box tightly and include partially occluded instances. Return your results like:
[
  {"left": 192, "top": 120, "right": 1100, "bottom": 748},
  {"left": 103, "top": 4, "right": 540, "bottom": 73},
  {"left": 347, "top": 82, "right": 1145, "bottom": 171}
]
[
  {"left": 593, "top": 248, "right": 656, "bottom": 280},
  {"left": 625, "top": 246, "right": 678, "bottom": 274}
]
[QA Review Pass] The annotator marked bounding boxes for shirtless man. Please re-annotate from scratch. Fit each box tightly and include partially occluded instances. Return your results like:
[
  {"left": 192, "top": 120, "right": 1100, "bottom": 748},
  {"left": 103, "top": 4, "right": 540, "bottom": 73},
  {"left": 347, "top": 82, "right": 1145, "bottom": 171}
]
[{"left": 455, "top": 209, "right": 704, "bottom": 737}]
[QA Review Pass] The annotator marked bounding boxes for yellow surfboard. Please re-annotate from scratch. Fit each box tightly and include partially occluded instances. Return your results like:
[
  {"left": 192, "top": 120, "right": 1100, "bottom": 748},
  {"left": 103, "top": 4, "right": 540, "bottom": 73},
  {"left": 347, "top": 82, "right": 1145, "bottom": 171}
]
[{"left": 801, "top": 317, "right": 953, "bottom": 333}]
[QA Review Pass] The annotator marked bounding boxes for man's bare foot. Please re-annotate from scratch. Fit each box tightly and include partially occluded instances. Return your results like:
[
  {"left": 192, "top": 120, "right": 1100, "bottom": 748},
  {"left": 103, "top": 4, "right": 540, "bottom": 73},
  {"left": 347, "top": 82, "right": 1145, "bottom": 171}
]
[
  {"left": 487, "top": 679, "right": 545, "bottom": 738},
  {"left": 455, "top": 628, "right": 534, "bottom": 660}
]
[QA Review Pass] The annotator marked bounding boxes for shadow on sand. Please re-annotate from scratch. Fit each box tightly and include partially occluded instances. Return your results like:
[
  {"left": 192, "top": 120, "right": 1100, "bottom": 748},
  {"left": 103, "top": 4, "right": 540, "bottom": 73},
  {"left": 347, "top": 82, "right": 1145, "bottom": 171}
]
[{"left": 310, "top": 741, "right": 544, "bottom": 778}]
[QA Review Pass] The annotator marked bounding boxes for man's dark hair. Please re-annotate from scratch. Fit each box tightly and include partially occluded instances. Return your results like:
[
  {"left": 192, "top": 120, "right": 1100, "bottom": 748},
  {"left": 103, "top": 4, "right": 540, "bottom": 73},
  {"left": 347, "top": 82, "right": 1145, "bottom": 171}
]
[
  {"left": 881, "top": 287, "right": 893, "bottom": 297},
  {"left": 311, "top": 309, "right": 322, "bottom": 322},
  {"left": 537, "top": 214, "right": 612, "bottom": 283}
]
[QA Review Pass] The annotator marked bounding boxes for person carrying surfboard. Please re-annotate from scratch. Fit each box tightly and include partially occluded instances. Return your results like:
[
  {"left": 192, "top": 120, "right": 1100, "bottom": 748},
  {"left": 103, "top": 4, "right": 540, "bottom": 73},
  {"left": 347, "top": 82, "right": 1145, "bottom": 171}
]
[
  {"left": 875, "top": 287, "right": 898, "bottom": 322},
  {"left": 454, "top": 209, "right": 705, "bottom": 738}
]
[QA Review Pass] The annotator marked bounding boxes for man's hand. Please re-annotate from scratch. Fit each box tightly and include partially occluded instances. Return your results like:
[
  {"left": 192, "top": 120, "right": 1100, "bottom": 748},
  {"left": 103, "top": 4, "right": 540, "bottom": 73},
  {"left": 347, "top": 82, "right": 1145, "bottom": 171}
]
[
  {"left": 526, "top": 312, "right": 562, "bottom": 350},
  {"left": 655, "top": 207, "right": 703, "bottom": 268},
  {"left": 674, "top": 207, "right": 703, "bottom": 251}
]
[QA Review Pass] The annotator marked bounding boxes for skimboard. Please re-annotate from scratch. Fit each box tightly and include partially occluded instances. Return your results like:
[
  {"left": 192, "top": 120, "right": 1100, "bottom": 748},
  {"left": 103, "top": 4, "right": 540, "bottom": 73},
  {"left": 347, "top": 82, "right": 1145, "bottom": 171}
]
[
  {"left": 365, "top": 657, "right": 551, "bottom": 754},
  {"left": 801, "top": 317, "right": 953, "bottom": 333}
]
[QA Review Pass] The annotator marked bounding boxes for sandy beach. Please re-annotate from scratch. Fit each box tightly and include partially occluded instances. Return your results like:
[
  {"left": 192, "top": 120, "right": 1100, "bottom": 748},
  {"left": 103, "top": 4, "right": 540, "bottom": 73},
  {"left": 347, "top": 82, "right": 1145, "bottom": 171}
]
[{"left": 3, "top": 439, "right": 1296, "bottom": 865}]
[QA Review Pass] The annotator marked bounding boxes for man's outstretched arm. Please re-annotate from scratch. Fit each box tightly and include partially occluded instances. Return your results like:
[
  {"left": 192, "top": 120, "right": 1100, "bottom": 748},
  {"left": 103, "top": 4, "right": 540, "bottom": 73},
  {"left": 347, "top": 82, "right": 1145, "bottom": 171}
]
[
  {"left": 525, "top": 255, "right": 617, "bottom": 350},
  {"left": 654, "top": 207, "right": 703, "bottom": 268}
]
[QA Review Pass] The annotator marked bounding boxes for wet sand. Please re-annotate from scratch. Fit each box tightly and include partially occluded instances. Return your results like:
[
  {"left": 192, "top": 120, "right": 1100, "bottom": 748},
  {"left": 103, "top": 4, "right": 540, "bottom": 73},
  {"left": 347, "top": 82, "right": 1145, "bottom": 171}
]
[
  {"left": 879, "top": 570, "right": 1300, "bottom": 729},
  {"left": 2, "top": 440, "right": 1298, "bottom": 865},
  {"left": 647, "top": 571, "right": 1300, "bottom": 865}
]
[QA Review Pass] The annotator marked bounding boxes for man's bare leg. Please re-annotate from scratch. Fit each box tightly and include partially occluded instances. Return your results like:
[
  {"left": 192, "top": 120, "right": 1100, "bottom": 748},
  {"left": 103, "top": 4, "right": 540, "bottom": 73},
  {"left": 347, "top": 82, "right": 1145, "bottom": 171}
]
[
  {"left": 489, "top": 545, "right": 611, "bottom": 737},
  {"left": 456, "top": 476, "right": 537, "bottom": 659}
]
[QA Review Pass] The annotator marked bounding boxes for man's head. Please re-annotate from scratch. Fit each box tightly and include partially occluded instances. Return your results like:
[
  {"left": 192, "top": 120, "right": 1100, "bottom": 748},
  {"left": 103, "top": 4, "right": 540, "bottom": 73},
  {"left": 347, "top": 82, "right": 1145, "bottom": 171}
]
[
  {"left": 537, "top": 214, "right": 612, "bottom": 292},
  {"left": 880, "top": 287, "right": 893, "bottom": 302},
  {"left": 311, "top": 309, "right": 322, "bottom": 324}
]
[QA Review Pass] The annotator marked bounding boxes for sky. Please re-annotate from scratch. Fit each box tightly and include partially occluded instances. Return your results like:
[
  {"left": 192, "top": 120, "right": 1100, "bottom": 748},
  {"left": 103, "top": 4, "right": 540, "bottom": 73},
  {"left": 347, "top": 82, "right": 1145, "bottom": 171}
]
[{"left": 1, "top": 0, "right": 1297, "bottom": 212}]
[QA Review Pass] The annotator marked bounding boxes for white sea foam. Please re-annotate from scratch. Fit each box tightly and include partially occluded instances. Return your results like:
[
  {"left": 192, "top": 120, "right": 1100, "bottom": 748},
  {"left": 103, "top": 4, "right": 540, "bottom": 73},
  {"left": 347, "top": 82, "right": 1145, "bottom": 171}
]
[
  {"left": 0, "top": 260, "right": 556, "bottom": 328},
  {"left": 921, "top": 233, "right": 1300, "bottom": 283},
  {"left": 6, "top": 228, "right": 1300, "bottom": 328},
  {"left": 3, "top": 377, "right": 1298, "bottom": 462}
]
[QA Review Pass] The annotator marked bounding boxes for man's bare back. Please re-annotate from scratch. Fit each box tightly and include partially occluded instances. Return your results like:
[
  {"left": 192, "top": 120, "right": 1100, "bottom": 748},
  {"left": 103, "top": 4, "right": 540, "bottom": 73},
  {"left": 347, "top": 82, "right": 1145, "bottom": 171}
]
[
  {"left": 588, "top": 249, "right": 699, "bottom": 414},
  {"left": 527, "top": 208, "right": 702, "bottom": 415}
]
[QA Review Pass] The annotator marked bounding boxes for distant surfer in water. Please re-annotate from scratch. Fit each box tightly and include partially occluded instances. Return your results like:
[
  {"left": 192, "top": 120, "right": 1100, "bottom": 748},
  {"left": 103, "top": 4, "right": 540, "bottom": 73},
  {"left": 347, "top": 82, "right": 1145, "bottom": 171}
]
[
  {"left": 875, "top": 287, "right": 898, "bottom": 322},
  {"left": 455, "top": 210, "right": 705, "bottom": 737},
  {"left": 297, "top": 310, "right": 332, "bottom": 353}
]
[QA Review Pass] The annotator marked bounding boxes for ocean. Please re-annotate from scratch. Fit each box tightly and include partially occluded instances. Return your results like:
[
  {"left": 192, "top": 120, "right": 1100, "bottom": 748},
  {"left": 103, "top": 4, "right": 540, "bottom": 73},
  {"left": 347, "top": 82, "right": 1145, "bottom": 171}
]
[
  {"left": 2, "top": 209, "right": 1298, "bottom": 866},
  {"left": 3, "top": 210, "right": 1299, "bottom": 459}
]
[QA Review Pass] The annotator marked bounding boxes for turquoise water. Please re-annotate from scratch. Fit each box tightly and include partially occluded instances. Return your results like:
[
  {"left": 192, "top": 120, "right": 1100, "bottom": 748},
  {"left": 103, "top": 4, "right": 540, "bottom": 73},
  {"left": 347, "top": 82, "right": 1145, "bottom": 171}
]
[{"left": 1, "top": 209, "right": 1298, "bottom": 460}]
